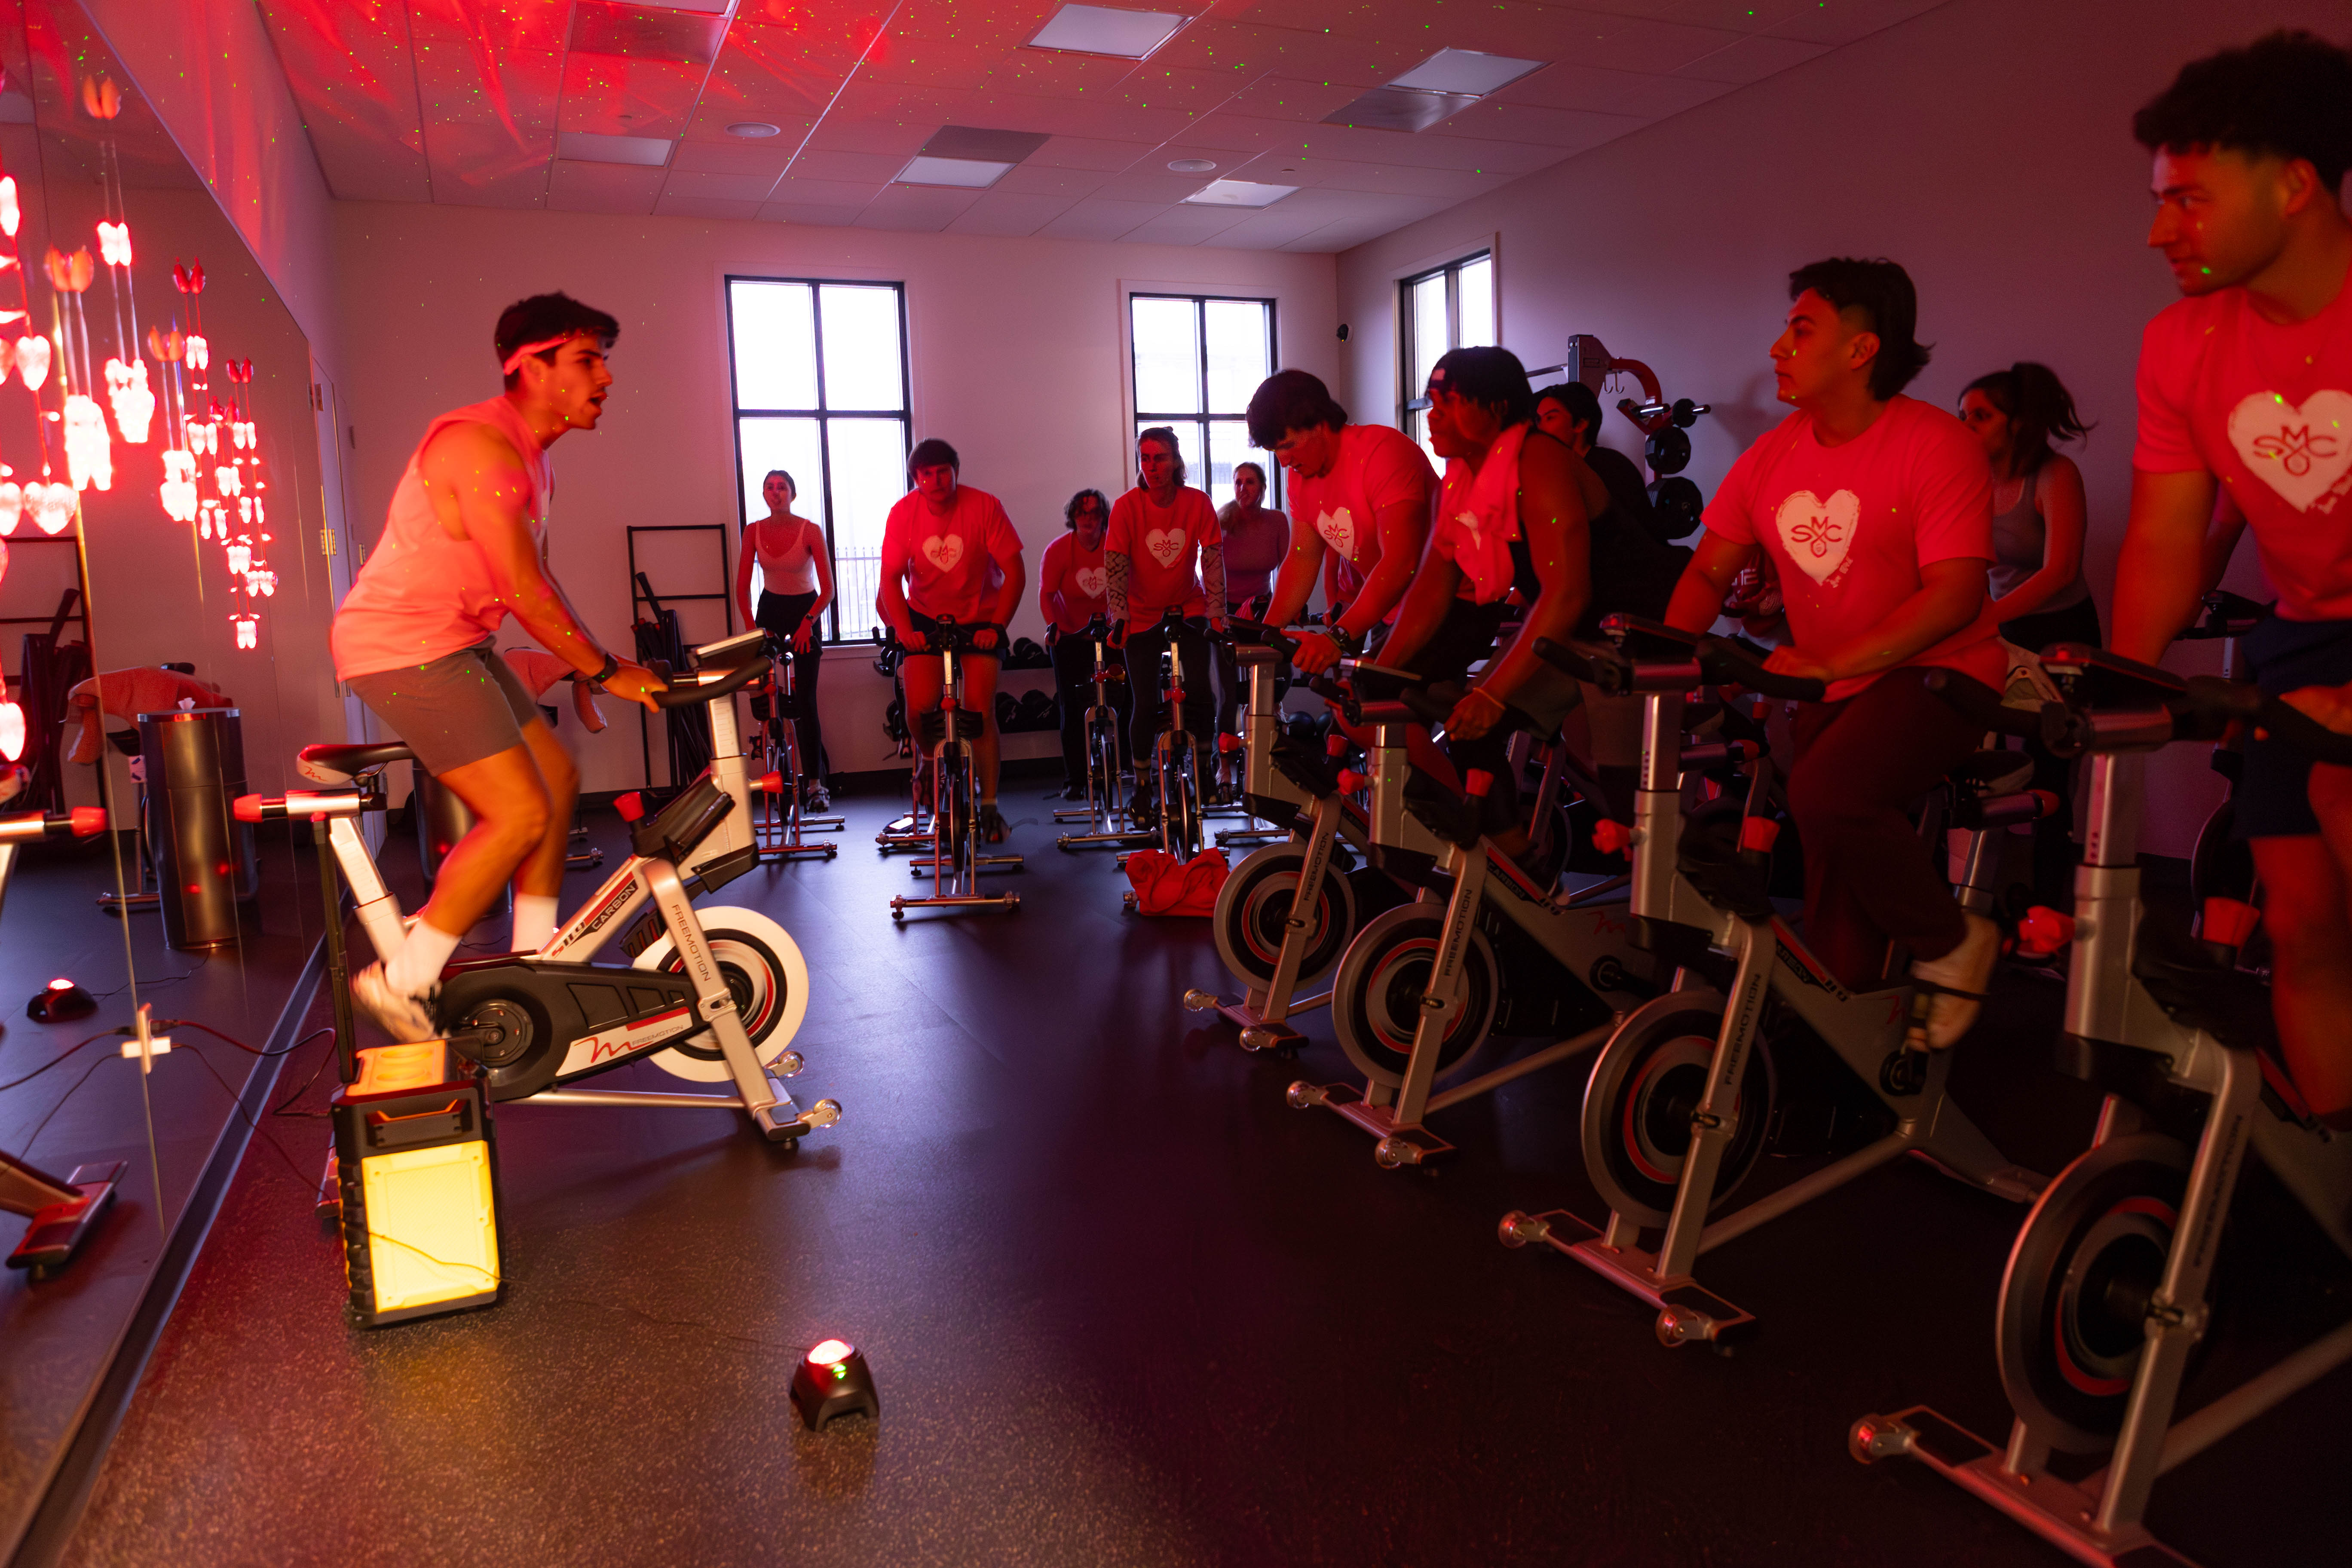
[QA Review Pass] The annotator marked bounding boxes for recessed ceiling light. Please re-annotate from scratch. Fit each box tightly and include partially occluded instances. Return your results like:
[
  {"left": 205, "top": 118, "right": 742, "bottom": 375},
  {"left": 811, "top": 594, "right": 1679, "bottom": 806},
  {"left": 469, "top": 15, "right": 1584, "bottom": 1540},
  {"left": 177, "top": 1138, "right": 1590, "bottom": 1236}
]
[
  {"left": 727, "top": 121, "right": 782, "bottom": 138},
  {"left": 1027, "top": 4, "right": 1185, "bottom": 60},
  {"left": 555, "top": 131, "right": 675, "bottom": 167},
  {"left": 1167, "top": 157, "right": 1216, "bottom": 173},
  {"left": 1182, "top": 179, "right": 1294, "bottom": 208},
  {"left": 896, "top": 155, "right": 1015, "bottom": 189},
  {"left": 1387, "top": 48, "right": 1546, "bottom": 98}
]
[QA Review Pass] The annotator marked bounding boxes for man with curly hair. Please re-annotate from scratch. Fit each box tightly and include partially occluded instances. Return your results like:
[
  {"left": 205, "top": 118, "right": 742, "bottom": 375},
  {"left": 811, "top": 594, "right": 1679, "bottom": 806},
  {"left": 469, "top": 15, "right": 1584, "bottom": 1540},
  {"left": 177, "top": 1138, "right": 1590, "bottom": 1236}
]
[{"left": 2110, "top": 31, "right": 2352, "bottom": 1126}]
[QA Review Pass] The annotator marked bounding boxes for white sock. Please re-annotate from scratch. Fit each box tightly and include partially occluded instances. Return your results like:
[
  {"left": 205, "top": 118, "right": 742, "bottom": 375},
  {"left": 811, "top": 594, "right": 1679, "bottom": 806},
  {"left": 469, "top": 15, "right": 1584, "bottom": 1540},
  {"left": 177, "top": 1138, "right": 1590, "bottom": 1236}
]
[
  {"left": 387, "top": 920, "right": 463, "bottom": 997},
  {"left": 511, "top": 893, "right": 560, "bottom": 953}
]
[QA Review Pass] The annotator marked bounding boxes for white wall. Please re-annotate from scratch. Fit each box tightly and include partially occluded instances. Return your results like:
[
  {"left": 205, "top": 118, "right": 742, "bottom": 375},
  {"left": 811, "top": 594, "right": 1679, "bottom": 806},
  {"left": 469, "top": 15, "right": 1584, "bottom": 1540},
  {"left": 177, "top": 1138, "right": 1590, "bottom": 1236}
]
[
  {"left": 1332, "top": 0, "right": 2349, "bottom": 856},
  {"left": 330, "top": 202, "right": 1338, "bottom": 792}
]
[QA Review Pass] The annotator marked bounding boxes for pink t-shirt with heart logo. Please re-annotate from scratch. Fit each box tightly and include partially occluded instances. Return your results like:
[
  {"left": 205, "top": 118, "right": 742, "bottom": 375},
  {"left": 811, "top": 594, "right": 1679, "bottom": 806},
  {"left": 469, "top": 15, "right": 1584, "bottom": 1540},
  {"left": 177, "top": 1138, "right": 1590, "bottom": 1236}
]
[
  {"left": 1287, "top": 423, "right": 1436, "bottom": 614},
  {"left": 1107, "top": 485, "right": 1221, "bottom": 622},
  {"left": 880, "top": 484, "right": 1023, "bottom": 624},
  {"left": 2135, "top": 267, "right": 2352, "bottom": 622},
  {"left": 1038, "top": 530, "right": 1110, "bottom": 634},
  {"left": 1702, "top": 395, "right": 2000, "bottom": 702}
]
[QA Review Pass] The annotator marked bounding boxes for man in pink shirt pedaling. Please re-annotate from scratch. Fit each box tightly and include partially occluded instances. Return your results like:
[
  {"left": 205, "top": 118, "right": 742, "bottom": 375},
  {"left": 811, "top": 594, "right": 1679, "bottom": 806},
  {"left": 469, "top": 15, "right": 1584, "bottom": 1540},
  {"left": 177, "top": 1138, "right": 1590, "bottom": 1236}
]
[
  {"left": 2110, "top": 32, "right": 2352, "bottom": 1128},
  {"left": 1666, "top": 258, "right": 2004, "bottom": 1046},
  {"left": 331, "top": 293, "right": 665, "bottom": 1041}
]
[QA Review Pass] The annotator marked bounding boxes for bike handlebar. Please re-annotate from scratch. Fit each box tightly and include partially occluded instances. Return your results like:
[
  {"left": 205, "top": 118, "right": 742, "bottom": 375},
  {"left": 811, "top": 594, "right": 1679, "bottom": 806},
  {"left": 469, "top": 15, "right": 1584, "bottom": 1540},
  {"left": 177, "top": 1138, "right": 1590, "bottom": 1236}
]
[
  {"left": 1539, "top": 620, "right": 1826, "bottom": 703},
  {"left": 1922, "top": 669, "right": 2064, "bottom": 743},
  {"left": 654, "top": 657, "right": 771, "bottom": 710}
]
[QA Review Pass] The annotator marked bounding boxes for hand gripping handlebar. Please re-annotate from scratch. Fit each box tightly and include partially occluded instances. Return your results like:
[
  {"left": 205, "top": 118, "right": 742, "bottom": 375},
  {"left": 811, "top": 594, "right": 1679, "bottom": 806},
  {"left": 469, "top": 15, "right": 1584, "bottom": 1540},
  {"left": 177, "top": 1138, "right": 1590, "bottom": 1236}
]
[
  {"left": 1537, "top": 616, "right": 1826, "bottom": 703},
  {"left": 654, "top": 656, "right": 771, "bottom": 710},
  {"left": 1922, "top": 668, "right": 2070, "bottom": 746}
]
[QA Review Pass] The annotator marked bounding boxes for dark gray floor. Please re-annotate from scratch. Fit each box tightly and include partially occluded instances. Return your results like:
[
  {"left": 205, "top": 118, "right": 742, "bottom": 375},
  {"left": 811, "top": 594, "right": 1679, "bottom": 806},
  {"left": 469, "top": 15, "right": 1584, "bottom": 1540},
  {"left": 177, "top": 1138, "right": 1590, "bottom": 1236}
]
[
  {"left": 56, "top": 793, "right": 2350, "bottom": 1567},
  {"left": 0, "top": 830, "right": 324, "bottom": 1562}
]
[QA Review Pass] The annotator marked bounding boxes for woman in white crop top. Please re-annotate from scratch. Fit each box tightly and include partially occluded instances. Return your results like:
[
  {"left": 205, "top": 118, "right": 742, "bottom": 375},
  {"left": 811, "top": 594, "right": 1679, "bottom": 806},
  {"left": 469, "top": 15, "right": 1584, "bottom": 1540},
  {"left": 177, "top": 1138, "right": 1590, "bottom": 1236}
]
[{"left": 733, "top": 468, "right": 836, "bottom": 803}]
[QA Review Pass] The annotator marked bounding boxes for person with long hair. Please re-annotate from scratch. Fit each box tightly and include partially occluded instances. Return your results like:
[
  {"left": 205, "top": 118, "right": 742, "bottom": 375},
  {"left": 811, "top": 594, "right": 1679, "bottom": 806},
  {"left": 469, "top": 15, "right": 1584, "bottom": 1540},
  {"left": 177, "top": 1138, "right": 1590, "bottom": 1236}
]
[
  {"left": 732, "top": 467, "right": 837, "bottom": 808},
  {"left": 1959, "top": 362, "right": 2097, "bottom": 652},
  {"left": 1106, "top": 427, "right": 1224, "bottom": 825},
  {"left": 1213, "top": 459, "right": 1289, "bottom": 750},
  {"left": 1038, "top": 487, "right": 1130, "bottom": 798}
]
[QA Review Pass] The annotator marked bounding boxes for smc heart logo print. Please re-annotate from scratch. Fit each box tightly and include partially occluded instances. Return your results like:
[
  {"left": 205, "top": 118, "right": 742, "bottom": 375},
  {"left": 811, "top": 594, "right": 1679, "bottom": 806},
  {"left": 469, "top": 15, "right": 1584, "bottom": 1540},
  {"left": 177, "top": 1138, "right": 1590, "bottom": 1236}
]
[
  {"left": 1314, "top": 506, "right": 1356, "bottom": 562},
  {"left": 2228, "top": 390, "right": 2352, "bottom": 513},
  {"left": 1143, "top": 527, "right": 1185, "bottom": 568},
  {"left": 920, "top": 533, "right": 965, "bottom": 572},
  {"left": 1773, "top": 489, "right": 1859, "bottom": 585},
  {"left": 1452, "top": 510, "right": 1483, "bottom": 546},
  {"left": 1075, "top": 566, "right": 1107, "bottom": 599}
]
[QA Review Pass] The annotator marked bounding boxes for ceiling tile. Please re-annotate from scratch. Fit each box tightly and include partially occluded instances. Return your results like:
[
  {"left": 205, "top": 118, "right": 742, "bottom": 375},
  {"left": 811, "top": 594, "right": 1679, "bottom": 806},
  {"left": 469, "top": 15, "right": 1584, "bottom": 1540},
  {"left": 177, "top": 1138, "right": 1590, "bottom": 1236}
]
[
  {"left": 663, "top": 168, "right": 784, "bottom": 202},
  {"left": 1494, "top": 60, "right": 1675, "bottom": 112},
  {"left": 1553, "top": 0, "right": 1810, "bottom": 29},
  {"left": 1197, "top": 205, "right": 1335, "bottom": 249},
  {"left": 1012, "top": 95, "right": 1199, "bottom": 143},
  {"left": 770, "top": 173, "right": 891, "bottom": 205},
  {"left": 943, "top": 190, "right": 1081, "bottom": 237},
  {"left": 407, "top": 0, "right": 571, "bottom": 54},
  {"left": 1034, "top": 197, "right": 1170, "bottom": 242},
  {"left": 1675, "top": 33, "right": 1832, "bottom": 84},
  {"left": 1027, "top": 135, "right": 1156, "bottom": 172},
  {"left": 789, "top": 147, "right": 916, "bottom": 184},
  {"left": 547, "top": 159, "right": 668, "bottom": 214},
  {"left": 1229, "top": 152, "right": 1516, "bottom": 200},
  {"left": 1762, "top": 0, "right": 1951, "bottom": 46},
  {"left": 1220, "top": 76, "right": 1359, "bottom": 125},
  {"left": 1429, "top": 99, "right": 1645, "bottom": 150},
  {"left": 558, "top": 52, "right": 707, "bottom": 140},
  {"left": 254, "top": 1, "right": 431, "bottom": 201},
  {"left": 854, "top": 183, "right": 987, "bottom": 232},
  {"left": 695, "top": 24, "right": 865, "bottom": 129},
  {"left": 1602, "top": 71, "right": 1741, "bottom": 119},
  {"left": 993, "top": 161, "right": 1117, "bottom": 196},
  {"left": 975, "top": 49, "right": 1139, "bottom": 101},
  {"left": 802, "top": 116, "right": 937, "bottom": 156},
  {"left": 671, "top": 138, "right": 797, "bottom": 176},
  {"left": 1161, "top": 112, "right": 1301, "bottom": 154},
  {"left": 1120, "top": 203, "right": 1255, "bottom": 246},
  {"left": 1115, "top": 61, "right": 1261, "bottom": 116},
  {"left": 417, "top": 45, "right": 560, "bottom": 204},
  {"left": 654, "top": 193, "right": 765, "bottom": 220},
  {"left": 570, "top": 1, "right": 731, "bottom": 68},
  {"left": 1150, "top": 20, "right": 1421, "bottom": 89},
  {"left": 757, "top": 201, "right": 868, "bottom": 227},
  {"left": 1093, "top": 168, "right": 1219, "bottom": 203},
  {"left": 1541, "top": 12, "right": 1748, "bottom": 75},
  {"left": 1275, "top": 121, "right": 1562, "bottom": 175}
]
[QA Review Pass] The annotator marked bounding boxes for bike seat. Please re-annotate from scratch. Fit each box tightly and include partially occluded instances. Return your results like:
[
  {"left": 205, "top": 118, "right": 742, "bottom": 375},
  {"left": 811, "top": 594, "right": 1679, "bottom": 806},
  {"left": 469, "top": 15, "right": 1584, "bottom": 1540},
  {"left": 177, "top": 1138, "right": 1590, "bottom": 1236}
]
[{"left": 297, "top": 741, "right": 417, "bottom": 784}]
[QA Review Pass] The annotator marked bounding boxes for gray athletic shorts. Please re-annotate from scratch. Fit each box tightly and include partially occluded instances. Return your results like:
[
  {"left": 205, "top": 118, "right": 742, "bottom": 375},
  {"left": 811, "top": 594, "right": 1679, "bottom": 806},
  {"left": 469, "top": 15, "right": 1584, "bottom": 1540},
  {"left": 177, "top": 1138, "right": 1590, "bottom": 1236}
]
[{"left": 346, "top": 640, "right": 543, "bottom": 775}]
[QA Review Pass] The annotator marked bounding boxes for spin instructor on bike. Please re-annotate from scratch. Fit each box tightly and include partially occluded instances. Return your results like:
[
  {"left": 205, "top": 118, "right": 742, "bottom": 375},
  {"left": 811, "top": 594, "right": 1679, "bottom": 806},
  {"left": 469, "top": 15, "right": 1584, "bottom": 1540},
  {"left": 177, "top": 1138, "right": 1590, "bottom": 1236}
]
[
  {"left": 331, "top": 293, "right": 663, "bottom": 1041},
  {"left": 2110, "top": 32, "right": 2352, "bottom": 1129}
]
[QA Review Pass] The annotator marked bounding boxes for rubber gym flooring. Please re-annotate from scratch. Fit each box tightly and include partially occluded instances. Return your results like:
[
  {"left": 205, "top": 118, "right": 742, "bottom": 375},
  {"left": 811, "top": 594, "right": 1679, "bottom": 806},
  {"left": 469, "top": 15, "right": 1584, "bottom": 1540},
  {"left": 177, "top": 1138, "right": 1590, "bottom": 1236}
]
[{"left": 56, "top": 788, "right": 2350, "bottom": 1567}]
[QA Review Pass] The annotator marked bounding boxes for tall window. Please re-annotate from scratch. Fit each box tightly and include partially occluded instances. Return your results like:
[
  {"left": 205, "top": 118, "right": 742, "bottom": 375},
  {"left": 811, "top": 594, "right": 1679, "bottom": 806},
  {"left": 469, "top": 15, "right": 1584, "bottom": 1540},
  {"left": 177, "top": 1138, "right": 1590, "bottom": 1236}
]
[
  {"left": 726, "top": 277, "right": 911, "bottom": 643},
  {"left": 1129, "top": 294, "right": 1280, "bottom": 508},
  {"left": 1400, "top": 251, "right": 1495, "bottom": 460}
]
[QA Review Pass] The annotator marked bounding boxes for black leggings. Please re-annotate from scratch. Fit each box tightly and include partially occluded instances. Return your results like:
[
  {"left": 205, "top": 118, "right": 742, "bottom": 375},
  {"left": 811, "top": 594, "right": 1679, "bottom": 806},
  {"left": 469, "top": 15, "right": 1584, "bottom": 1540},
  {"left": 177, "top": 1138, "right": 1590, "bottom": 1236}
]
[
  {"left": 1052, "top": 631, "right": 1132, "bottom": 784},
  {"left": 754, "top": 591, "right": 828, "bottom": 781},
  {"left": 1124, "top": 618, "right": 1213, "bottom": 780}
]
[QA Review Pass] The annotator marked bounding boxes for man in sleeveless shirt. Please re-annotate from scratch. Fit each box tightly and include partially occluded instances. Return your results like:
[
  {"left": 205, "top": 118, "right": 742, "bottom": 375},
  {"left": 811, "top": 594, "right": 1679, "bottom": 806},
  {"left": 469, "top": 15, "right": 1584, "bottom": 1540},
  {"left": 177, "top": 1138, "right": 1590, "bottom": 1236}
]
[
  {"left": 1247, "top": 370, "right": 1436, "bottom": 674},
  {"left": 331, "top": 294, "right": 664, "bottom": 1041},
  {"left": 2110, "top": 33, "right": 2352, "bottom": 1128}
]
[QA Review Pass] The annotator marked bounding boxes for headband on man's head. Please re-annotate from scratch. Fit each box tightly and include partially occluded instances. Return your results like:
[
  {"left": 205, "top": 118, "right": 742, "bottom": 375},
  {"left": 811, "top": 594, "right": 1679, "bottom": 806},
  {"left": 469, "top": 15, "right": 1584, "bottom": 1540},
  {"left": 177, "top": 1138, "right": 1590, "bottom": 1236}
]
[{"left": 502, "top": 334, "right": 582, "bottom": 376}]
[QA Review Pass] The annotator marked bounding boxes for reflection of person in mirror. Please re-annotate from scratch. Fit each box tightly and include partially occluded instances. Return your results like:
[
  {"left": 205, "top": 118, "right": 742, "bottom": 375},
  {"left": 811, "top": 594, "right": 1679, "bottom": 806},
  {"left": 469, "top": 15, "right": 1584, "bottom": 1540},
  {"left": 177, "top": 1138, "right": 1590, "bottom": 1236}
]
[
  {"left": 732, "top": 468, "right": 835, "bottom": 812},
  {"left": 328, "top": 292, "right": 665, "bottom": 1044}
]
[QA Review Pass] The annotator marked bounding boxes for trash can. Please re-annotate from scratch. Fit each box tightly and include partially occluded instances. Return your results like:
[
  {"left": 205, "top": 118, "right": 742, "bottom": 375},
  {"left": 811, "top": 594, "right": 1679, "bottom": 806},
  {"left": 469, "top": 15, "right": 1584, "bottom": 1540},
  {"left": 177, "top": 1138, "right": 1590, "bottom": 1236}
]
[{"left": 138, "top": 706, "right": 259, "bottom": 949}]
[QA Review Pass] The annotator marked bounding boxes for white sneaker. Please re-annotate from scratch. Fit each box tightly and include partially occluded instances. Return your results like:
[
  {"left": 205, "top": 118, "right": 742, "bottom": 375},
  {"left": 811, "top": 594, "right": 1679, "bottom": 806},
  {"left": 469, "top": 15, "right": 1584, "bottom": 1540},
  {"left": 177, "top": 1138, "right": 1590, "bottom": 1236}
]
[
  {"left": 1909, "top": 913, "right": 2000, "bottom": 1049},
  {"left": 351, "top": 962, "right": 440, "bottom": 1043}
]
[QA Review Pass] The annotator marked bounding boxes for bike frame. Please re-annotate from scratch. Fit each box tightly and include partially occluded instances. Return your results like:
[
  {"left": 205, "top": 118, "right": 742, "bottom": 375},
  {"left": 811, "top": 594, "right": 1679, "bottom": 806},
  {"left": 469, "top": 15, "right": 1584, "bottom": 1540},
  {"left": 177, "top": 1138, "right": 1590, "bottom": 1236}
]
[{"left": 894, "top": 630, "right": 1020, "bottom": 916}]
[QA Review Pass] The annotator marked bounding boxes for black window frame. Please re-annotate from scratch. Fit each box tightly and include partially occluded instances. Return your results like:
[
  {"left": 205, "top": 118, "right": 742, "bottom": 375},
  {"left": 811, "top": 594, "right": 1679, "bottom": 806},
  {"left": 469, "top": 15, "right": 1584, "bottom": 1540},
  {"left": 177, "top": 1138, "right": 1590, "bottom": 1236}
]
[
  {"left": 724, "top": 274, "right": 914, "bottom": 646},
  {"left": 1127, "top": 291, "right": 1283, "bottom": 512},
  {"left": 1398, "top": 249, "right": 1494, "bottom": 444}
]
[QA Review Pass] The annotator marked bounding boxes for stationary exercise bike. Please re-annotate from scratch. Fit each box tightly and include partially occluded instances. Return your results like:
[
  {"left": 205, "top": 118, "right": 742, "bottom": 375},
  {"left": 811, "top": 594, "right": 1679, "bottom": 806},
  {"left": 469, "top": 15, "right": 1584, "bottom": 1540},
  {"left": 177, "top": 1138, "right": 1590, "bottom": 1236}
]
[
  {"left": 750, "top": 634, "right": 842, "bottom": 862},
  {"left": 1121, "top": 605, "right": 1208, "bottom": 864},
  {"left": 1181, "top": 622, "right": 1409, "bottom": 1054},
  {"left": 891, "top": 614, "right": 1021, "bottom": 919},
  {"left": 1054, "top": 614, "right": 1143, "bottom": 850},
  {"left": 1850, "top": 647, "right": 2352, "bottom": 1568},
  {"left": 1497, "top": 618, "right": 2044, "bottom": 1348},
  {"left": 869, "top": 627, "right": 934, "bottom": 855},
  {"left": 1, "top": 799, "right": 122, "bottom": 1276},
  {"left": 240, "top": 651, "right": 839, "bottom": 1148},
  {"left": 1284, "top": 661, "right": 1658, "bottom": 1166}
]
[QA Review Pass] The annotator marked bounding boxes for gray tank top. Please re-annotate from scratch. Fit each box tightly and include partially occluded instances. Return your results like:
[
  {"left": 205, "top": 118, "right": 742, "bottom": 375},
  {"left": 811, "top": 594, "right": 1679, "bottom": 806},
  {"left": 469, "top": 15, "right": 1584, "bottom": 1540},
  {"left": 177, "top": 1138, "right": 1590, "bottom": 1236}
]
[{"left": 1988, "top": 465, "right": 2089, "bottom": 610}]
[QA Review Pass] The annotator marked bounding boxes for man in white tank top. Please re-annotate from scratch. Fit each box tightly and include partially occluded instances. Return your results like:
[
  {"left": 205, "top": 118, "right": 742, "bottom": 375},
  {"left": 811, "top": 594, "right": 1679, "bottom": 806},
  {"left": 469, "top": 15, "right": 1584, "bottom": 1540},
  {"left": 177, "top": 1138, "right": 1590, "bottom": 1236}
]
[{"left": 333, "top": 294, "right": 663, "bottom": 1041}]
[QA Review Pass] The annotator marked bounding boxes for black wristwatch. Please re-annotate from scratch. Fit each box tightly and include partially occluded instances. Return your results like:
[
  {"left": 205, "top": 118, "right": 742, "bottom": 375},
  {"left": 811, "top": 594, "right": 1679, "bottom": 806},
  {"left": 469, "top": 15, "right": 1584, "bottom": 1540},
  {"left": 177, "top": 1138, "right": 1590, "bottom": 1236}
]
[{"left": 589, "top": 650, "right": 621, "bottom": 685}]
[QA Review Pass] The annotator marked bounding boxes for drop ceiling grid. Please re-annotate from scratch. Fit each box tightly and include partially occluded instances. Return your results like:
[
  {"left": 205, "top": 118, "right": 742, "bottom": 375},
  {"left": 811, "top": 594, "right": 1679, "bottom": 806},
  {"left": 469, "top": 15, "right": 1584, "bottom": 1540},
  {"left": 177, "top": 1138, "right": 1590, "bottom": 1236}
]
[{"left": 251, "top": 0, "right": 1938, "bottom": 245}]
